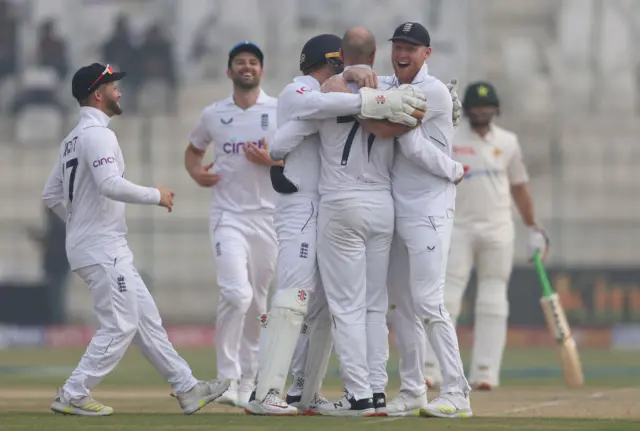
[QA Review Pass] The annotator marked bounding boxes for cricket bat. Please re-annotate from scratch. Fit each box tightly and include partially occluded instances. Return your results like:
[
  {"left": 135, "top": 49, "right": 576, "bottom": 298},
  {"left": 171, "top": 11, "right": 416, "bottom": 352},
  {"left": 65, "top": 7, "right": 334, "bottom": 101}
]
[{"left": 533, "top": 251, "right": 584, "bottom": 387}]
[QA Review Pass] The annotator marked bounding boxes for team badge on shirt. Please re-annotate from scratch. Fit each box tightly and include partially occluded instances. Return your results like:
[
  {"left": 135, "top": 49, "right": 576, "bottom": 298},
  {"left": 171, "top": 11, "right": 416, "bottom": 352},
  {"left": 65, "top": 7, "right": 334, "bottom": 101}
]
[
  {"left": 493, "top": 147, "right": 502, "bottom": 157},
  {"left": 261, "top": 113, "right": 269, "bottom": 130}
]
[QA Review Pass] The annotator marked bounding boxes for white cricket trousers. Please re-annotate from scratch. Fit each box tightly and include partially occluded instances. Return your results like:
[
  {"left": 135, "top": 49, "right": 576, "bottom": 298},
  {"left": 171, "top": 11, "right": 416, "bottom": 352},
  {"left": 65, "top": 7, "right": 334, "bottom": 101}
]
[
  {"left": 317, "top": 191, "right": 394, "bottom": 401},
  {"left": 272, "top": 195, "right": 330, "bottom": 383},
  {"left": 63, "top": 244, "right": 197, "bottom": 400},
  {"left": 424, "top": 222, "right": 514, "bottom": 386},
  {"left": 387, "top": 216, "right": 470, "bottom": 395},
  {"left": 210, "top": 211, "right": 277, "bottom": 382}
]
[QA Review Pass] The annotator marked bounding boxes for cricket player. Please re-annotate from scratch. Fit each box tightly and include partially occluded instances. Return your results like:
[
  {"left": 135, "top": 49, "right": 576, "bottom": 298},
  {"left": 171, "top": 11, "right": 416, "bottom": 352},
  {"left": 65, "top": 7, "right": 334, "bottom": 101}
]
[
  {"left": 343, "top": 22, "right": 473, "bottom": 418},
  {"left": 184, "top": 42, "right": 280, "bottom": 408},
  {"left": 246, "top": 33, "right": 424, "bottom": 416},
  {"left": 422, "top": 82, "right": 549, "bottom": 390},
  {"left": 42, "top": 63, "right": 230, "bottom": 416}
]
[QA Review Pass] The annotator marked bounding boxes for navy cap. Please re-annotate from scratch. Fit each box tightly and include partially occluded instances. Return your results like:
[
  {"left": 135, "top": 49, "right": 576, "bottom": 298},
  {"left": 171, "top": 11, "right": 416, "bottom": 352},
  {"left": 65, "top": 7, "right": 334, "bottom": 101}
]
[
  {"left": 72, "top": 63, "right": 126, "bottom": 101},
  {"left": 299, "top": 34, "right": 342, "bottom": 72},
  {"left": 228, "top": 41, "right": 264, "bottom": 67},
  {"left": 389, "top": 22, "right": 431, "bottom": 46}
]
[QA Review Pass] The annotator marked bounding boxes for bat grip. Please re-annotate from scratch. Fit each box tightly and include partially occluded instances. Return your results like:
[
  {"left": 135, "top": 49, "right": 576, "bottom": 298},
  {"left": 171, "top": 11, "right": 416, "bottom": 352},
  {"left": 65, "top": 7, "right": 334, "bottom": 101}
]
[{"left": 534, "top": 251, "right": 554, "bottom": 297}]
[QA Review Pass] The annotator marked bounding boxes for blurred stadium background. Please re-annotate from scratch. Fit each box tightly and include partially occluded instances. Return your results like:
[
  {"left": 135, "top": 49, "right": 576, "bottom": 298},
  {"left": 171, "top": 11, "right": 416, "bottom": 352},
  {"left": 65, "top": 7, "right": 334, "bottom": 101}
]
[{"left": 0, "top": 0, "right": 639, "bottom": 358}]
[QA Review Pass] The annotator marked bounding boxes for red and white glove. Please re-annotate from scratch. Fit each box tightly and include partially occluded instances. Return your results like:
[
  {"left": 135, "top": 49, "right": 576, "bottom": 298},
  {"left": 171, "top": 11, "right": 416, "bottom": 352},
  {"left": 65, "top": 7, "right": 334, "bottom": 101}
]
[{"left": 528, "top": 226, "right": 550, "bottom": 261}]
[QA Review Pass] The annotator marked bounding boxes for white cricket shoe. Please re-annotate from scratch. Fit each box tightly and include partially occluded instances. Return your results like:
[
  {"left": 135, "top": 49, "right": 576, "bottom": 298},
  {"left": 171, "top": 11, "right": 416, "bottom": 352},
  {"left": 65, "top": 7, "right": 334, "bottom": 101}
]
[
  {"left": 289, "top": 392, "right": 329, "bottom": 415},
  {"left": 236, "top": 379, "right": 254, "bottom": 409},
  {"left": 315, "top": 390, "right": 377, "bottom": 417},
  {"left": 379, "top": 390, "right": 427, "bottom": 417},
  {"left": 51, "top": 388, "right": 114, "bottom": 416},
  {"left": 213, "top": 379, "right": 239, "bottom": 407},
  {"left": 419, "top": 392, "right": 473, "bottom": 419},
  {"left": 175, "top": 379, "right": 231, "bottom": 415},
  {"left": 245, "top": 389, "right": 298, "bottom": 416}
]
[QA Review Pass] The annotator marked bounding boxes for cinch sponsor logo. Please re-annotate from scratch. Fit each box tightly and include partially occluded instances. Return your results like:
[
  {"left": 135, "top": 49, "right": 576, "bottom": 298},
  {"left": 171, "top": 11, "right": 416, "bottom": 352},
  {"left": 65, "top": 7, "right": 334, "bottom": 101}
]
[
  {"left": 223, "top": 139, "right": 265, "bottom": 154},
  {"left": 93, "top": 156, "right": 115, "bottom": 167}
]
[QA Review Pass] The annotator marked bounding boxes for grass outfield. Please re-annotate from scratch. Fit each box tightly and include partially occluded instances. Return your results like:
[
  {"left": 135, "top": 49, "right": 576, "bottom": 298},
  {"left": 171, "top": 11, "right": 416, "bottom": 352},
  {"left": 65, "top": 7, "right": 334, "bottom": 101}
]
[{"left": 0, "top": 347, "right": 639, "bottom": 430}]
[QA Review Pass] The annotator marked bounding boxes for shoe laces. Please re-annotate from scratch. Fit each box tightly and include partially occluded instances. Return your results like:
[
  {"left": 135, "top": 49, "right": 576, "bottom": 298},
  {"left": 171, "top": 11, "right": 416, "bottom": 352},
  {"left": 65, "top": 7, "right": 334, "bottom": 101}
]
[
  {"left": 263, "top": 389, "right": 288, "bottom": 407},
  {"left": 310, "top": 393, "right": 328, "bottom": 406}
]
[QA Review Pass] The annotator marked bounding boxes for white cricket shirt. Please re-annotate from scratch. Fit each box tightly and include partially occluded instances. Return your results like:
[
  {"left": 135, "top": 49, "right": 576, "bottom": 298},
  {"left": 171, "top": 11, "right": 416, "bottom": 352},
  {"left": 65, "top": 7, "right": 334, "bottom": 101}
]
[
  {"left": 452, "top": 122, "right": 529, "bottom": 227},
  {"left": 188, "top": 90, "right": 279, "bottom": 218},
  {"left": 316, "top": 65, "right": 394, "bottom": 201},
  {"left": 42, "top": 107, "right": 160, "bottom": 270},
  {"left": 270, "top": 75, "right": 366, "bottom": 195},
  {"left": 380, "top": 64, "right": 460, "bottom": 218}
]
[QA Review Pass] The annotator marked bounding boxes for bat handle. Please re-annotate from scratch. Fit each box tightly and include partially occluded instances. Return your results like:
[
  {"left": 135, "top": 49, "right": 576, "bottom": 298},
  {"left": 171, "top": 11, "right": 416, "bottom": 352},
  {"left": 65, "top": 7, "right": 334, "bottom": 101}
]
[{"left": 534, "top": 251, "right": 554, "bottom": 297}]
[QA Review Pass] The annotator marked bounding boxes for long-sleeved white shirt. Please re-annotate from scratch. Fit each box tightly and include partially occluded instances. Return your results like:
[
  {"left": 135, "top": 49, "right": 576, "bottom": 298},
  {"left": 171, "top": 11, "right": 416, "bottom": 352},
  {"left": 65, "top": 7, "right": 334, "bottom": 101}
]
[
  {"left": 380, "top": 64, "right": 463, "bottom": 217},
  {"left": 270, "top": 75, "right": 363, "bottom": 196},
  {"left": 42, "top": 106, "right": 160, "bottom": 270}
]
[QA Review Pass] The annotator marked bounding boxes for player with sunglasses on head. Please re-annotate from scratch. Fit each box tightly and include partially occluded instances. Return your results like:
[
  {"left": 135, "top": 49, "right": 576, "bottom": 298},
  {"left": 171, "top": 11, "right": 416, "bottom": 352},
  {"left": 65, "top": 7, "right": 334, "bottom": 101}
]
[{"left": 43, "top": 63, "right": 230, "bottom": 416}]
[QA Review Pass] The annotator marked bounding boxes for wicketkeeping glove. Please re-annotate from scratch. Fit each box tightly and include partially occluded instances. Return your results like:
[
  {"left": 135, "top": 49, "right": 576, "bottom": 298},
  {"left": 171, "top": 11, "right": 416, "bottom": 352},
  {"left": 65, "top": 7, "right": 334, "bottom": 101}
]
[
  {"left": 447, "top": 79, "right": 462, "bottom": 127},
  {"left": 359, "top": 86, "right": 427, "bottom": 127},
  {"left": 527, "top": 226, "right": 550, "bottom": 261}
]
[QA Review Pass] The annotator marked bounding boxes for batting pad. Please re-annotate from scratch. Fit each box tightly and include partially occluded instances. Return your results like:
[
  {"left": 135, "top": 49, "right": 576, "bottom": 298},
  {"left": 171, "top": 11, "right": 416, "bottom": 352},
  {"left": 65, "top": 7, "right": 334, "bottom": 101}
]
[
  {"left": 256, "top": 289, "right": 308, "bottom": 401},
  {"left": 299, "top": 306, "right": 333, "bottom": 408}
]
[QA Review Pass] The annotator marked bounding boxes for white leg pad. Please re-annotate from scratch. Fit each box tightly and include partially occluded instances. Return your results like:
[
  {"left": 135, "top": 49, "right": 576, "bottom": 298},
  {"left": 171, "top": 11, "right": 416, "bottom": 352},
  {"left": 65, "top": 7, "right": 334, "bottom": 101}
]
[
  {"left": 299, "top": 305, "right": 332, "bottom": 409},
  {"left": 256, "top": 288, "right": 308, "bottom": 401}
]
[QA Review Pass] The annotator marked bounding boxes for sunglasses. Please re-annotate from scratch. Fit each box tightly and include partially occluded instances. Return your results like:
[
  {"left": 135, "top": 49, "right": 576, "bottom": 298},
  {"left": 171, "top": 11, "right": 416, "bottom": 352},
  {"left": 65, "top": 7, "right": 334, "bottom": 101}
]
[{"left": 88, "top": 64, "right": 114, "bottom": 91}]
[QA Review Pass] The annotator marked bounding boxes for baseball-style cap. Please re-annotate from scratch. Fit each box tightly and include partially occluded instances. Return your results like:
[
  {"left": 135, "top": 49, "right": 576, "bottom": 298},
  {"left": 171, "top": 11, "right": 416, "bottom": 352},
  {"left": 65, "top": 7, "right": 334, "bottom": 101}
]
[
  {"left": 228, "top": 41, "right": 264, "bottom": 67},
  {"left": 299, "top": 34, "right": 342, "bottom": 72},
  {"left": 71, "top": 63, "right": 126, "bottom": 101},
  {"left": 389, "top": 22, "right": 431, "bottom": 46},
  {"left": 463, "top": 81, "right": 500, "bottom": 108}
]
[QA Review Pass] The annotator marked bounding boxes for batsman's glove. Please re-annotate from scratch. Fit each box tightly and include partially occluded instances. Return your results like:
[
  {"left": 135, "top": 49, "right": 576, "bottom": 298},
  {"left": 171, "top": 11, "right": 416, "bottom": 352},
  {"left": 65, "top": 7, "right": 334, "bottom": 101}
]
[
  {"left": 528, "top": 226, "right": 550, "bottom": 261},
  {"left": 447, "top": 79, "right": 462, "bottom": 127}
]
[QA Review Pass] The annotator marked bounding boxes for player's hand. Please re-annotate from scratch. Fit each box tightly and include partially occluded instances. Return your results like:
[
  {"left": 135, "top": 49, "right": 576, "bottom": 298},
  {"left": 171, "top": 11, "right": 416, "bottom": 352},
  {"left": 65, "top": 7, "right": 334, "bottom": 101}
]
[
  {"left": 359, "top": 85, "right": 427, "bottom": 127},
  {"left": 156, "top": 185, "right": 175, "bottom": 213},
  {"left": 528, "top": 226, "right": 550, "bottom": 262},
  {"left": 190, "top": 162, "right": 221, "bottom": 187},
  {"left": 447, "top": 79, "right": 462, "bottom": 127},
  {"left": 343, "top": 66, "right": 378, "bottom": 89},
  {"left": 243, "top": 140, "right": 284, "bottom": 167},
  {"left": 320, "top": 75, "right": 351, "bottom": 94}
]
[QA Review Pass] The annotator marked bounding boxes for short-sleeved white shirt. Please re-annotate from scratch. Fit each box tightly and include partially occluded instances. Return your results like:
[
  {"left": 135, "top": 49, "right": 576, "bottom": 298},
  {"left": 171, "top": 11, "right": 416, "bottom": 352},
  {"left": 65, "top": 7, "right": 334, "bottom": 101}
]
[
  {"left": 188, "top": 90, "right": 279, "bottom": 218},
  {"left": 452, "top": 122, "right": 529, "bottom": 227},
  {"left": 46, "top": 107, "right": 130, "bottom": 270}
]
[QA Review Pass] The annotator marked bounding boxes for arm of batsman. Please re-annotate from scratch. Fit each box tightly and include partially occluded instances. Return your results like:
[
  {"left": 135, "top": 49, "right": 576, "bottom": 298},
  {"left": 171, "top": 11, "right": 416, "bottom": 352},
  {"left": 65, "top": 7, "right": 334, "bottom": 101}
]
[
  {"left": 358, "top": 86, "right": 427, "bottom": 127},
  {"left": 447, "top": 79, "right": 462, "bottom": 127}
]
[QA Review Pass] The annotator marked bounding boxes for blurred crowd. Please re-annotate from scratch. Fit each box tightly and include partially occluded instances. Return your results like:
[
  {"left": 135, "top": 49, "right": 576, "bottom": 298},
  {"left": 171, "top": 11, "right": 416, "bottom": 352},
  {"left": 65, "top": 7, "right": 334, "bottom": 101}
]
[{"left": 0, "top": 0, "right": 178, "bottom": 118}]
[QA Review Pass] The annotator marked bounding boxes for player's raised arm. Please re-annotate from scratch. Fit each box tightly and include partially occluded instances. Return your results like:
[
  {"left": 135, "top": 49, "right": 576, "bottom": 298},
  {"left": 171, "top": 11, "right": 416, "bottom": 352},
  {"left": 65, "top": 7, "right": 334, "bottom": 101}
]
[
  {"left": 269, "top": 119, "right": 319, "bottom": 161},
  {"left": 396, "top": 125, "right": 463, "bottom": 182},
  {"left": 83, "top": 129, "right": 162, "bottom": 206},
  {"left": 42, "top": 156, "right": 67, "bottom": 220}
]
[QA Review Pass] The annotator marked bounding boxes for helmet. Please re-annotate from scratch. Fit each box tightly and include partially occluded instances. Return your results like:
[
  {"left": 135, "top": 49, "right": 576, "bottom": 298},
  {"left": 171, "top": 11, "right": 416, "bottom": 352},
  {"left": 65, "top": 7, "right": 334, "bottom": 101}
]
[
  {"left": 462, "top": 81, "right": 500, "bottom": 110},
  {"left": 299, "top": 34, "right": 342, "bottom": 73}
]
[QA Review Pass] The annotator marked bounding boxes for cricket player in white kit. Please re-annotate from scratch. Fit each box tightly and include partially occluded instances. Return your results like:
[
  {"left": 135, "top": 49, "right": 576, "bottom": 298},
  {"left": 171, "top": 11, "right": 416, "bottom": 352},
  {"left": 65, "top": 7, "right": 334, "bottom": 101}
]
[
  {"left": 342, "top": 22, "right": 473, "bottom": 418},
  {"left": 422, "top": 82, "right": 549, "bottom": 390},
  {"left": 184, "top": 42, "right": 280, "bottom": 408},
  {"left": 246, "top": 34, "right": 424, "bottom": 416},
  {"left": 42, "top": 63, "right": 229, "bottom": 416}
]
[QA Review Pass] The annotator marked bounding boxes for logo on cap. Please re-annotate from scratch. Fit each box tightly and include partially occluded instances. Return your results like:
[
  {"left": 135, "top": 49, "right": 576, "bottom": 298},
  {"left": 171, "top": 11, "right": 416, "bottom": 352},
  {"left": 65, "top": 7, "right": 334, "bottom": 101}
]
[
  {"left": 299, "top": 53, "right": 306, "bottom": 65},
  {"left": 402, "top": 22, "right": 413, "bottom": 33},
  {"left": 477, "top": 86, "right": 489, "bottom": 97}
]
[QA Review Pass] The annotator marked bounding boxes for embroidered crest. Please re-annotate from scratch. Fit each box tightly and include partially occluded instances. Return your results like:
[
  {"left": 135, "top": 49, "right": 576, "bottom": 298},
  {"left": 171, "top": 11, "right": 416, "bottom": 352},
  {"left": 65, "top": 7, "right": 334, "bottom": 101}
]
[
  {"left": 261, "top": 113, "right": 269, "bottom": 130},
  {"left": 402, "top": 22, "right": 413, "bottom": 33}
]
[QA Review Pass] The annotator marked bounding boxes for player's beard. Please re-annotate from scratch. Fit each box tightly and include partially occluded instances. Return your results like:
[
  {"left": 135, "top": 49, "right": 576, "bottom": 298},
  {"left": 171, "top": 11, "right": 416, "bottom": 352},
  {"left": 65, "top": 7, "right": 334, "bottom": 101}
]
[
  {"left": 230, "top": 70, "right": 261, "bottom": 90},
  {"left": 106, "top": 95, "right": 123, "bottom": 116},
  {"left": 467, "top": 111, "right": 494, "bottom": 128}
]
